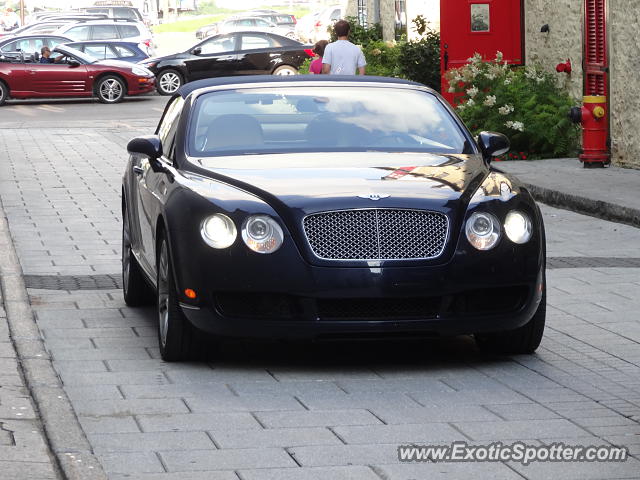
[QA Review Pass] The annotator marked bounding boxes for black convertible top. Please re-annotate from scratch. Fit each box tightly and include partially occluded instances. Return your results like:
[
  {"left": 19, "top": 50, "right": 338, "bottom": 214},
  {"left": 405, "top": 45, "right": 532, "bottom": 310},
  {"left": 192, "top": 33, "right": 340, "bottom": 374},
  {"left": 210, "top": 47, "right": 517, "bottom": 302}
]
[{"left": 176, "top": 75, "right": 424, "bottom": 98}]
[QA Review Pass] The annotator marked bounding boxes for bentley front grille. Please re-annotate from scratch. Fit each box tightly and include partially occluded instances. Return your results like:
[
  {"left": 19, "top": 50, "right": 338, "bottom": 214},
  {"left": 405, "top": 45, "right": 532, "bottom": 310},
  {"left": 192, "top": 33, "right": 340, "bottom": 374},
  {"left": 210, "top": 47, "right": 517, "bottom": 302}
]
[{"left": 302, "top": 209, "right": 448, "bottom": 261}]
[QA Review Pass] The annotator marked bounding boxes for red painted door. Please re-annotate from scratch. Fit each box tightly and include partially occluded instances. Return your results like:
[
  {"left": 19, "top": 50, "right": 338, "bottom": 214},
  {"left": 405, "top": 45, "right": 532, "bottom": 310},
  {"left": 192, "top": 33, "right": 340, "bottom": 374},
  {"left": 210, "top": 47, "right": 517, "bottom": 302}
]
[
  {"left": 27, "top": 64, "right": 90, "bottom": 96},
  {"left": 440, "top": 0, "right": 523, "bottom": 104}
]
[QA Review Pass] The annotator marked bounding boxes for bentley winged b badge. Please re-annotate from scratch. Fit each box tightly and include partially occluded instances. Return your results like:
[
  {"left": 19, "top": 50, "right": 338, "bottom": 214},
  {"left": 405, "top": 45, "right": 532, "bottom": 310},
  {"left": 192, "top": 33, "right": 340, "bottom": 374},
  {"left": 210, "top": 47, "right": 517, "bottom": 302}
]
[{"left": 357, "top": 194, "right": 390, "bottom": 201}]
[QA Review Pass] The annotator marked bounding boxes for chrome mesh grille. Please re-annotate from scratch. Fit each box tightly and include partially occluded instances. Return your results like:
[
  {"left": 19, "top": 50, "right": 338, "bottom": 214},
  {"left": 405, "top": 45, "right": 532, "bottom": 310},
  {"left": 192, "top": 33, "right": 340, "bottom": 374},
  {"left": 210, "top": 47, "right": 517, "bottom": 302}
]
[{"left": 303, "top": 209, "right": 448, "bottom": 260}]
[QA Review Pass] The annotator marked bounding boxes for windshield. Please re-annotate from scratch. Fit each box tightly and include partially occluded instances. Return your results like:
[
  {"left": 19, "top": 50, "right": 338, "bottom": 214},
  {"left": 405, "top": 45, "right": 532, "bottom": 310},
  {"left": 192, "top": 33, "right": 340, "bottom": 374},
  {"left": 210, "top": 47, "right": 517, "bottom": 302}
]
[
  {"left": 188, "top": 86, "right": 473, "bottom": 157},
  {"left": 54, "top": 45, "right": 96, "bottom": 63}
]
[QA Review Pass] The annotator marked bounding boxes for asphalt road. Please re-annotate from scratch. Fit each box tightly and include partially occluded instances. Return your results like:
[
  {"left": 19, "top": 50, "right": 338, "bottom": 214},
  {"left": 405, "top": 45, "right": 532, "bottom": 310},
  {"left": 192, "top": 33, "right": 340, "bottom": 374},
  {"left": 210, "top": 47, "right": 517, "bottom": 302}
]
[{"left": 0, "top": 94, "right": 168, "bottom": 127}]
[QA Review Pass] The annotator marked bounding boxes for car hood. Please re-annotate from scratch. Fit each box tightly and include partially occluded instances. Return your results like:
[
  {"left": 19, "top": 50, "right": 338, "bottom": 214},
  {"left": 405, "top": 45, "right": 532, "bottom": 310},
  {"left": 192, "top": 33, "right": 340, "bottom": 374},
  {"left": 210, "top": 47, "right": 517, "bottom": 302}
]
[
  {"left": 140, "top": 52, "right": 186, "bottom": 63},
  {"left": 189, "top": 152, "right": 489, "bottom": 214}
]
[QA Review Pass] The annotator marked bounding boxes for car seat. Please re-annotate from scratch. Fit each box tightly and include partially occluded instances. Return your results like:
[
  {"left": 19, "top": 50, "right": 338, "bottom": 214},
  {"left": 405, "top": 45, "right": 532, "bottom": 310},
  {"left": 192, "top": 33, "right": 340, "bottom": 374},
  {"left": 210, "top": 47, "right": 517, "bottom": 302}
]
[
  {"left": 204, "top": 114, "right": 264, "bottom": 151},
  {"left": 305, "top": 115, "right": 372, "bottom": 148}
]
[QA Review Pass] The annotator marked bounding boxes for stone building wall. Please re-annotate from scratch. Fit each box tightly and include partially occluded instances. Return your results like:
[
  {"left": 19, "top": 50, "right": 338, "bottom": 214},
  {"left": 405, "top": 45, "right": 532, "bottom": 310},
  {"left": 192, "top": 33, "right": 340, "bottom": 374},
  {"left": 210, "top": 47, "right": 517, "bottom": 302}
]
[
  {"left": 523, "top": 0, "right": 582, "bottom": 99},
  {"left": 524, "top": 0, "right": 640, "bottom": 168},
  {"left": 608, "top": 0, "right": 640, "bottom": 168}
]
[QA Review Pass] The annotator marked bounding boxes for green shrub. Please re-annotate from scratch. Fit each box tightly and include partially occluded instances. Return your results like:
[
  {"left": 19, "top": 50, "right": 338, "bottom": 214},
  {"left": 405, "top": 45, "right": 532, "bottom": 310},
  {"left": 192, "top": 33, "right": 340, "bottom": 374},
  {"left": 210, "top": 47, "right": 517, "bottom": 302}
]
[
  {"left": 445, "top": 53, "right": 580, "bottom": 158},
  {"left": 298, "top": 57, "right": 312, "bottom": 74},
  {"left": 329, "top": 16, "right": 382, "bottom": 45},
  {"left": 362, "top": 40, "right": 402, "bottom": 77},
  {"left": 397, "top": 29, "right": 440, "bottom": 91}
]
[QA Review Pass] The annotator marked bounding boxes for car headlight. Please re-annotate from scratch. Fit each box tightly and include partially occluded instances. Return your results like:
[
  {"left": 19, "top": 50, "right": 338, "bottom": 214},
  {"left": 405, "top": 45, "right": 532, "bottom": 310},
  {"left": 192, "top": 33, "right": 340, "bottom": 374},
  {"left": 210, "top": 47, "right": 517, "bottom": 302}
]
[
  {"left": 201, "top": 214, "right": 237, "bottom": 249},
  {"left": 241, "top": 215, "right": 283, "bottom": 254},
  {"left": 465, "top": 212, "right": 500, "bottom": 250},
  {"left": 132, "top": 65, "right": 152, "bottom": 76},
  {"left": 504, "top": 210, "right": 532, "bottom": 244}
]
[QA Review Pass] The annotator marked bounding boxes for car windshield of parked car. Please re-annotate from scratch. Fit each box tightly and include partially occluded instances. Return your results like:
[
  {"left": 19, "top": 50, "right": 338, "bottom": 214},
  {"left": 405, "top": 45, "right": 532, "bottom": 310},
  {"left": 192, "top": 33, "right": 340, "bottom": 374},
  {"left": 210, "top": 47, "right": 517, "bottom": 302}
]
[{"left": 188, "top": 86, "right": 472, "bottom": 157}]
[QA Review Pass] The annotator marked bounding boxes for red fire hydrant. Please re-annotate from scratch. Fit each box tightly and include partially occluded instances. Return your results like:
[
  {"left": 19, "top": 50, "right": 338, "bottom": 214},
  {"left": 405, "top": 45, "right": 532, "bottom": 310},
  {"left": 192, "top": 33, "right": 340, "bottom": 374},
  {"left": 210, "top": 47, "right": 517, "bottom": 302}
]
[{"left": 569, "top": 96, "right": 610, "bottom": 168}]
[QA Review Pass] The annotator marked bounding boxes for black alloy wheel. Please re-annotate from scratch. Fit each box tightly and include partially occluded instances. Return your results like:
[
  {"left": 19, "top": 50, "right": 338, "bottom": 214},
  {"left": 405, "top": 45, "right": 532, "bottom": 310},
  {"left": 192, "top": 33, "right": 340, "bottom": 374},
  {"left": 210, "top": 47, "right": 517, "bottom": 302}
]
[
  {"left": 157, "top": 235, "right": 211, "bottom": 361},
  {"left": 122, "top": 208, "right": 153, "bottom": 306},
  {"left": 96, "top": 75, "right": 125, "bottom": 104}
]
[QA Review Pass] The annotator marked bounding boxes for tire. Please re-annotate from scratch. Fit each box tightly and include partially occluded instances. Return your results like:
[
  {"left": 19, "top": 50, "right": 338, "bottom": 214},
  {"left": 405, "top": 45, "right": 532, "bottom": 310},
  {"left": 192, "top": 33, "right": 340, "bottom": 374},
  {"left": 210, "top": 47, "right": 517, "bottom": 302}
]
[
  {"left": 122, "top": 207, "right": 154, "bottom": 306},
  {"left": 96, "top": 75, "right": 125, "bottom": 104},
  {"left": 157, "top": 235, "right": 212, "bottom": 361},
  {"left": 157, "top": 69, "right": 183, "bottom": 96},
  {"left": 475, "top": 283, "right": 546, "bottom": 355},
  {"left": 0, "top": 81, "right": 9, "bottom": 106},
  {"left": 272, "top": 65, "right": 298, "bottom": 76}
]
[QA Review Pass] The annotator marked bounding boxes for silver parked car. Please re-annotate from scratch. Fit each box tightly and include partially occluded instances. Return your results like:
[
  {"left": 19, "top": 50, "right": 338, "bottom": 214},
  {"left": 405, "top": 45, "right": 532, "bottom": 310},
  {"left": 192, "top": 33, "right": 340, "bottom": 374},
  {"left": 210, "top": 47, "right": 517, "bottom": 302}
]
[{"left": 217, "top": 16, "right": 296, "bottom": 39}]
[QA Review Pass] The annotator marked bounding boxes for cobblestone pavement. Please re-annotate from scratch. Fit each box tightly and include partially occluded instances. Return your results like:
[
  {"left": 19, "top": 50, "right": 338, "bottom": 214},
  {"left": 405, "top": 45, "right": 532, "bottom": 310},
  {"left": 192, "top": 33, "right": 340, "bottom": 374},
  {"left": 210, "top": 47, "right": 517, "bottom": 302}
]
[
  {"left": 1, "top": 127, "right": 640, "bottom": 479},
  {"left": 0, "top": 283, "right": 60, "bottom": 479}
]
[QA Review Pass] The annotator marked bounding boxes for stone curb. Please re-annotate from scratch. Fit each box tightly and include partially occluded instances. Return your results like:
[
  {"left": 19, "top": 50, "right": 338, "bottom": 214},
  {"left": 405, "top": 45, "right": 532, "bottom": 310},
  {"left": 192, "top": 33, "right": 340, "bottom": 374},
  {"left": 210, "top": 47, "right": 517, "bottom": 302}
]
[
  {"left": 0, "top": 202, "right": 108, "bottom": 480},
  {"left": 522, "top": 183, "right": 640, "bottom": 229}
]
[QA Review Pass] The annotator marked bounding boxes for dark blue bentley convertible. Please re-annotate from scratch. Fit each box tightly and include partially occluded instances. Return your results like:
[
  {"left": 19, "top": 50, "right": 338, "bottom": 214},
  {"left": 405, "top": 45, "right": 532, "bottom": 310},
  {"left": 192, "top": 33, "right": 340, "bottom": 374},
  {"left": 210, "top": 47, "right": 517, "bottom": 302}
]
[{"left": 122, "top": 75, "right": 546, "bottom": 361}]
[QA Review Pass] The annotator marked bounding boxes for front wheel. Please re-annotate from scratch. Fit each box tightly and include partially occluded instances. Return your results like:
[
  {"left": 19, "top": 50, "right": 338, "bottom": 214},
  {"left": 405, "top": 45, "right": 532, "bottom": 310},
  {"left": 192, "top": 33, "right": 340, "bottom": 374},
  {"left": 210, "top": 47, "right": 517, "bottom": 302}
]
[
  {"left": 96, "top": 75, "right": 125, "bottom": 104},
  {"left": 272, "top": 65, "right": 298, "bottom": 76},
  {"left": 157, "top": 235, "right": 213, "bottom": 361},
  {"left": 157, "top": 69, "right": 183, "bottom": 95},
  {"left": 0, "top": 81, "right": 8, "bottom": 106},
  {"left": 475, "top": 283, "right": 546, "bottom": 355}
]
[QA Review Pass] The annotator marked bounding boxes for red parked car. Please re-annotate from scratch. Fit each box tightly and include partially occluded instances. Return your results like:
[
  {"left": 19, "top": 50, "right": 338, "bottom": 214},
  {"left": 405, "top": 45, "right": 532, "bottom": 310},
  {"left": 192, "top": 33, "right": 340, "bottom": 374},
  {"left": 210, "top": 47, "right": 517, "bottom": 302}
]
[{"left": 0, "top": 44, "right": 155, "bottom": 105}]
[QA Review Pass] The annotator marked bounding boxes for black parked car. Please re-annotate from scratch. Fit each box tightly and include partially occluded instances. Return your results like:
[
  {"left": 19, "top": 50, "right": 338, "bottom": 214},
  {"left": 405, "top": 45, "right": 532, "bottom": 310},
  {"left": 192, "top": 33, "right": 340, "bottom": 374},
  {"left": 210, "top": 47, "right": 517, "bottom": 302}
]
[
  {"left": 139, "top": 32, "right": 313, "bottom": 95},
  {"left": 122, "top": 75, "right": 546, "bottom": 361}
]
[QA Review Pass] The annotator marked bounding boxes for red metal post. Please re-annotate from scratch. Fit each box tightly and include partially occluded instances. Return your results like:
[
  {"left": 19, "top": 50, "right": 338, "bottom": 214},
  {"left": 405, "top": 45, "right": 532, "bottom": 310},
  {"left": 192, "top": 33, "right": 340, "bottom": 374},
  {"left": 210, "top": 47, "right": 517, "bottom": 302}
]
[{"left": 579, "top": 0, "right": 609, "bottom": 166}]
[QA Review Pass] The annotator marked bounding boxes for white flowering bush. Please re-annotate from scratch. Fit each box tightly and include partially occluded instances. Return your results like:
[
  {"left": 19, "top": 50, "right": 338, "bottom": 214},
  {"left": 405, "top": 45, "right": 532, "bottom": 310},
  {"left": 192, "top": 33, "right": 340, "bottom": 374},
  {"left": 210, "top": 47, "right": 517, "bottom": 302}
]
[{"left": 444, "top": 52, "right": 579, "bottom": 158}]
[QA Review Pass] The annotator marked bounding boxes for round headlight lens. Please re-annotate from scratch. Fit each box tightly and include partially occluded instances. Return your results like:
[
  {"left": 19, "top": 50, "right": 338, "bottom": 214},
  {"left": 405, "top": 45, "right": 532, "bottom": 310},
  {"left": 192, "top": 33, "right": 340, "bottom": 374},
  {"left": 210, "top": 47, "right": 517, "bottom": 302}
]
[
  {"left": 201, "top": 214, "right": 237, "bottom": 249},
  {"left": 504, "top": 210, "right": 532, "bottom": 244},
  {"left": 465, "top": 212, "right": 500, "bottom": 250},
  {"left": 242, "top": 215, "right": 283, "bottom": 254}
]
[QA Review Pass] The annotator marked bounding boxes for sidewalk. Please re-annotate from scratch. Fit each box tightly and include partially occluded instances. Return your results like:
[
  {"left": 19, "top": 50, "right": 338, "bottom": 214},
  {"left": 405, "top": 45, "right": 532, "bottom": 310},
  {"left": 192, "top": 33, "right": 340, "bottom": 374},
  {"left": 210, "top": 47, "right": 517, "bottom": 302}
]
[
  {"left": 0, "top": 215, "right": 60, "bottom": 479},
  {"left": 497, "top": 158, "right": 640, "bottom": 228}
]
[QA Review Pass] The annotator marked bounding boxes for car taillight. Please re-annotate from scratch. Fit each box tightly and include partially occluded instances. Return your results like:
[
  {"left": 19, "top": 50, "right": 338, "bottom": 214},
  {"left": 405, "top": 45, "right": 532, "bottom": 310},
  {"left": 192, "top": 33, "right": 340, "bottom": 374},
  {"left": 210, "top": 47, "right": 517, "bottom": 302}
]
[
  {"left": 304, "top": 48, "right": 315, "bottom": 57},
  {"left": 291, "top": 15, "right": 296, "bottom": 24},
  {"left": 142, "top": 39, "right": 151, "bottom": 47},
  {"left": 314, "top": 20, "right": 322, "bottom": 27}
]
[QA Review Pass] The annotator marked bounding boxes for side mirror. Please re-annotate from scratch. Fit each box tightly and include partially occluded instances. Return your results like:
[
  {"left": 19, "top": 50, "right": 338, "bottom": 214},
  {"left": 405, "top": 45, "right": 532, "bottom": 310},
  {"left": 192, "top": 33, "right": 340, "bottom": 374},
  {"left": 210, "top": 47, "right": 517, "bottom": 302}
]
[
  {"left": 192, "top": 46, "right": 202, "bottom": 55},
  {"left": 67, "top": 59, "right": 80, "bottom": 67},
  {"left": 477, "top": 131, "right": 510, "bottom": 162},
  {"left": 127, "top": 135, "right": 163, "bottom": 160}
]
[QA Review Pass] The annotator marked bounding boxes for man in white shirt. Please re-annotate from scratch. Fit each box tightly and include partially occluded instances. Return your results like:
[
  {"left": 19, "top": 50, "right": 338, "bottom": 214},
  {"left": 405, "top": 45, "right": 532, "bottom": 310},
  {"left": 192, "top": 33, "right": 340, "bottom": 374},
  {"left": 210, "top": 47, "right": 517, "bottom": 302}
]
[{"left": 321, "top": 20, "right": 366, "bottom": 75}]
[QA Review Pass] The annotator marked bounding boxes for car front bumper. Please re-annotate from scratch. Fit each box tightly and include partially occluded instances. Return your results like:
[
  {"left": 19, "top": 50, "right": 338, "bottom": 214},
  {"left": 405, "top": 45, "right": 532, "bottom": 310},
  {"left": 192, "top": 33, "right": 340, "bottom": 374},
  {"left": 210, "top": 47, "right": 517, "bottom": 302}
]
[
  {"left": 177, "top": 256, "right": 544, "bottom": 340},
  {"left": 128, "top": 76, "right": 155, "bottom": 95}
]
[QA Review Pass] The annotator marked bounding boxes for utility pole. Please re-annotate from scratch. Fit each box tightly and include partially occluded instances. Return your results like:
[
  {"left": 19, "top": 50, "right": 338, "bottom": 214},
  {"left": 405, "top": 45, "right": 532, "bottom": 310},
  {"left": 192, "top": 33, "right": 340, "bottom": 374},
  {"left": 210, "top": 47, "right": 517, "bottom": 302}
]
[{"left": 19, "top": 0, "right": 25, "bottom": 25}]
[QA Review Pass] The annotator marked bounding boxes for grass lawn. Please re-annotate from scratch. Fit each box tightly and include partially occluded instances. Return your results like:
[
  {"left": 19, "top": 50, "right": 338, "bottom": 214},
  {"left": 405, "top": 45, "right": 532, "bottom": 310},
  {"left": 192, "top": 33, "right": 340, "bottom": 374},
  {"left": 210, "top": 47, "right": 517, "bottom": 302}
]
[{"left": 152, "top": 15, "right": 225, "bottom": 34}]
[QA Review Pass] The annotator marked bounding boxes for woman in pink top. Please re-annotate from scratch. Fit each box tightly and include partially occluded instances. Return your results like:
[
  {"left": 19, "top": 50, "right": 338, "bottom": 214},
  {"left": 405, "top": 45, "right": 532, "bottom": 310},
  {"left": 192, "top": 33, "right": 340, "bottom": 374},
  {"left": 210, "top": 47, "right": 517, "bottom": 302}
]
[{"left": 309, "top": 40, "right": 328, "bottom": 74}]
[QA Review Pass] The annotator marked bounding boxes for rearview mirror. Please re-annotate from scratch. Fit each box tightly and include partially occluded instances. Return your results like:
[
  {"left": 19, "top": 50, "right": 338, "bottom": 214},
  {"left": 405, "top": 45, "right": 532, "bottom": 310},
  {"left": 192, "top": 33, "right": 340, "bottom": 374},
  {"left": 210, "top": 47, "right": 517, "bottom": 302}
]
[
  {"left": 127, "top": 135, "right": 163, "bottom": 160},
  {"left": 192, "top": 46, "right": 202, "bottom": 55},
  {"left": 477, "top": 131, "right": 510, "bottom": 162}
]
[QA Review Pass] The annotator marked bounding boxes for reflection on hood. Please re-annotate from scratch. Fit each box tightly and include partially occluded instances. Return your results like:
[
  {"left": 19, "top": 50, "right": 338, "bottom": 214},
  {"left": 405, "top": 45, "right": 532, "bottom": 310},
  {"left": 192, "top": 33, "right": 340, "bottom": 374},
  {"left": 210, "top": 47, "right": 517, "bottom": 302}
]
[{"left": 376, "top": 156, "right": 473, "bottom": 192}]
